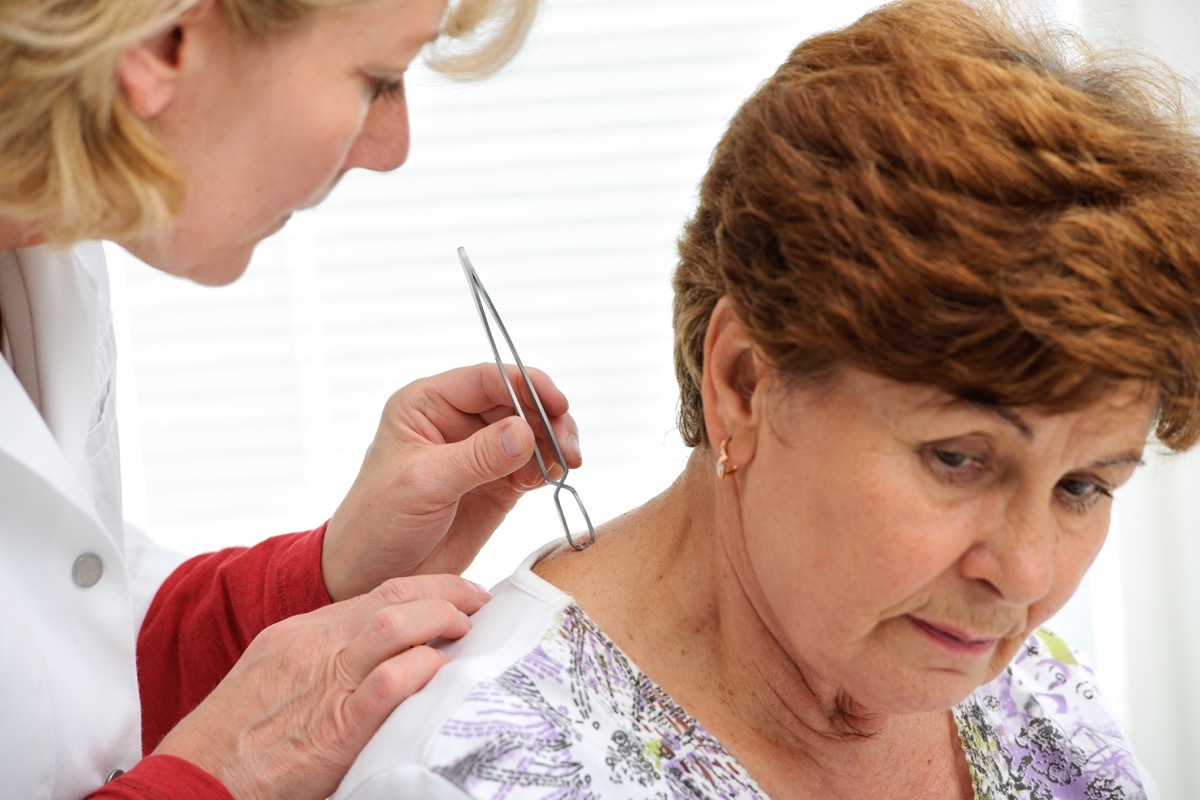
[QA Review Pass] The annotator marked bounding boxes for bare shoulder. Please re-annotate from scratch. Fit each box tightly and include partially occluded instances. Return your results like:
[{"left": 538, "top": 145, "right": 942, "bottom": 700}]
[
  {"left": 531, "top": 528, "right": 619, "bottom": 597},
  {"left": 529, "top": 540, "right": 582, "bottom": 584},
  {"left": 529, "top": 509, "right": 652, "bottom": 621}
]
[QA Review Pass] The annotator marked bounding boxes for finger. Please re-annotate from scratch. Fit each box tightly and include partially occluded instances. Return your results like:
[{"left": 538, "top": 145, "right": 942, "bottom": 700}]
[
  {"left": 427, "top": 364, "right": 571, "bottom": 438},
  {"left": 391, "top": 364, "right": 559, "bottom": 448},
  {"left": 344, "top": 573, "right": 490, "bottom": 626},
  {"left": 522, "top": 365, "right": 570, "bottom": 417},
  {"left": 339, "top": 595, "right": 474, "bottom": 685},
  {"left": 544, "top": 412, "right": 581, "bottom": 468},
  {"left": 368, "top": 573, "right": 490, "bottom": 613},
  {"left": 471, "top": 363, "right": 571, "bottom": 423},
  {"left": 413, "top": 363, "right": 568, "bottom": 419},
  {"left": 342, "top": 645, "right": 448, "bottom": 739},
  {"left": 511, "top": 435, "right": 572, "bottom": 490},
  {"left": 478, "top": 406, "right": 579, "bottom": 466}
]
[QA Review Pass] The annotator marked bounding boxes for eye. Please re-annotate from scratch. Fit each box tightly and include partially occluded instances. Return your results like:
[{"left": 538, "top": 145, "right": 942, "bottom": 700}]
[
  {"left": 924, "top": 445, "right": 988, "bottom": 485},
  {"left": 932, "top": 449, "right": 971, "bottom": 468},
  {"left": 1056, "top": 476, "right": 1113, "bottom": 512},
  {"left": 370, "top": 77, "right": 405, "bottom": 103}
]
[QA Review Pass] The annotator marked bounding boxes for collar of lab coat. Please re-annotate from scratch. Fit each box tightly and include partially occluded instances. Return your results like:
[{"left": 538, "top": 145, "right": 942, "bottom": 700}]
[{"left": 0, "top": 242, "right": 109, "bottom": 534}]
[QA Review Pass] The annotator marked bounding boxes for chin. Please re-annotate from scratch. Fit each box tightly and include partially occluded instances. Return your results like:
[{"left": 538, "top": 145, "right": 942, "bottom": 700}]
[
  {"left": 844, "top": 663, "right": 998, "bottom": 718},
  {"left": 118, "top": 235, "right": 256, "bottom": 286},
  {"left": 190, "top": 256, "right": 254, "bottom": 286},
  {"left": 176, "top": 241, "right": 258, "bottom": 286}
]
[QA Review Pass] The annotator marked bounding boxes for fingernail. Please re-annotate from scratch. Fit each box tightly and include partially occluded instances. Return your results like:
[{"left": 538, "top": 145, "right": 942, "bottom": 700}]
[
  {"left": 569, "top": 435, "right": 581, "bottom": 460},
  {"left": 470, "top": 580, "right": 491, "bottom": 599},
  {"left": 516, "top": 462, "right": 542, "bottom": 489},
  {"left": 501, "top": 423, "right": 524, "bottom": 458}
]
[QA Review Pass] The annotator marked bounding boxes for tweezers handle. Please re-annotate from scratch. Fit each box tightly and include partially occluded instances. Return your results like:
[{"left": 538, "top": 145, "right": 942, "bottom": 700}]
[{"left": 457, "top": 247, "right": 595, "bottom": 550}]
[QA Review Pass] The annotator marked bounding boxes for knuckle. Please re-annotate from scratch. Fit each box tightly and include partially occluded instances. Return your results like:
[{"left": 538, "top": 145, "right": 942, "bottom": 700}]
[
  {"left": 376, "top": 574, "right": 477, "bottom": 612},
  {"left": 372, "top": 646, "right": 444, "bottom": 699},
  {"left": 367, "top": 605, "right": 414, "bottom": 642},
  {"left": 376, "top": 576, "right": 422, "bottom": 605},
  {"left": 254, "top": 615, "right": 300, "bottom": 647},
  {"left": 382, "top": 384, "right": 414, "bottom": 417},
  {"left": 473, "top": 429, "right": 510, "bottom": 475}
]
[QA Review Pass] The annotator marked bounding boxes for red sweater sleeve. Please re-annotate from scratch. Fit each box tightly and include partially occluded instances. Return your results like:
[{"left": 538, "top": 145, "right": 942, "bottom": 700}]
[
  {"left": 88, "top": 756, "right": 233, "bottom": 800},
  {"left": 137, "top": 525, "right": 333, "bottom": 754}
]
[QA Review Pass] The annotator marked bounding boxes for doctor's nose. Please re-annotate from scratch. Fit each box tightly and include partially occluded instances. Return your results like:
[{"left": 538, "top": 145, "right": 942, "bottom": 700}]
[{"left": 346, "top": 93, "right": 412, "bottom": 173}]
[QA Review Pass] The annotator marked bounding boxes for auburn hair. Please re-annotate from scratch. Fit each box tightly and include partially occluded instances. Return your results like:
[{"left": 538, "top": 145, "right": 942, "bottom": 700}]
[{"left": 673, "top": 0, "right": 1200, "bottom": 450}]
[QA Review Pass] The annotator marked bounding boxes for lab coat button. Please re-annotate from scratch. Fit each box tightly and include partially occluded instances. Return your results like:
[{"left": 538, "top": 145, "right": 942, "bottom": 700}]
[
  {"left": 72, "top": 553, "right": 103, "bottom": 587},
  {"left": 105, "top": 769, "right": 125, "bottom": 782}
]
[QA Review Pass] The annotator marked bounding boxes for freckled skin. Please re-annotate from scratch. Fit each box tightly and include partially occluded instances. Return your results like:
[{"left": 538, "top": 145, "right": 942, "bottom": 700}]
[
  {"left": 535, "top": 362, "right": 1153, "bottom": 797},
  {"left": 732, "top": 369, "right": 1151, "bottom": 716},
  {"left": 122, "top": 0, "right": 447, "bottom": 285}
]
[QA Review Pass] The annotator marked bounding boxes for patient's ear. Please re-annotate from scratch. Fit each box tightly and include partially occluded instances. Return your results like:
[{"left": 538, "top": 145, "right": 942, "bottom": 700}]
[
  {"left": 700, "top": 297, "right": 763, "bottom": 459},
  {"left": 117, "top": 0, "right": 213, "bottom": 118}
]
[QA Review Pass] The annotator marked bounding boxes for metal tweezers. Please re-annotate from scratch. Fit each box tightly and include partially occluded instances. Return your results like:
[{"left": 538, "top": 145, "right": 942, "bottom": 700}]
[{"left": 457, "top": 246, "right": 595, "bottom": 550}]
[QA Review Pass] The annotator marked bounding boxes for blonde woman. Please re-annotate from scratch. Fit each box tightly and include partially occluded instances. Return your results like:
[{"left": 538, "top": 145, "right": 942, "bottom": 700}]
[{"left": 0, "top": 1, "right": 582, "bottom": 798}]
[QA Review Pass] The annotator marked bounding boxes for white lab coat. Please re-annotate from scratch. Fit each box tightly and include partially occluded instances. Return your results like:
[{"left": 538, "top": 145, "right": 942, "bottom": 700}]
[{"left": 0, "top": 243, "right": 187, "bottom": 798}]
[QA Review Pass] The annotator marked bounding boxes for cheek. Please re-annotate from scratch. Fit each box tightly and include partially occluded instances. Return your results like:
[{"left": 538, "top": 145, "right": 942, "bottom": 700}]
[
  {"left": 812, "top": 464, "right": 969, "bottom": 595},
  {"left": 272, "top": 98, "right": 368, "bottom": 190},
  {"left": 1026, "top": 516, "right": 1111, "bottom": 630},
  {"left": 742, "top": 449, "right": 959, "bottom": 632}
]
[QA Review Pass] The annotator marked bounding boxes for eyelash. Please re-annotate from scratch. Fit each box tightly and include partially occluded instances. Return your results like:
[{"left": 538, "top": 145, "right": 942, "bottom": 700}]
[
  {"left": 925, "top": 447, "right": 1114, "bottom": 513},
  {"left": 371, "top": 78, "right": 405, "bottom": 102},
  {"left": 1056, "top": 477, "right": 1114, "bottom": 513},
  {"left": 927, "top": 447, "right": 986, "bottom": 487}
]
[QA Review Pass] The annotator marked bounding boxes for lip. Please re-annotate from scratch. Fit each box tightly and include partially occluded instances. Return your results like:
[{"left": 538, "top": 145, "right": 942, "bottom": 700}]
[{"left": 909, "top": 616, "right": 999, "bottom": 658}]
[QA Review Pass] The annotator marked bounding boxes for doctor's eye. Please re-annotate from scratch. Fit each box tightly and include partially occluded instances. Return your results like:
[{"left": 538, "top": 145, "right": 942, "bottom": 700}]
[{"left": 371, "top": 77, "right": 405, "bottom": 103}]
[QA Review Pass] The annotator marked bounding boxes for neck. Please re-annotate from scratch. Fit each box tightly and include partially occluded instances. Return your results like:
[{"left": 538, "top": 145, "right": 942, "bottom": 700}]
[
  {"left": 534, "top": 449, "right": 965, "bottom": 795},
  {"left": 0, "top": 216, "right": 46, "bottom": 252}
]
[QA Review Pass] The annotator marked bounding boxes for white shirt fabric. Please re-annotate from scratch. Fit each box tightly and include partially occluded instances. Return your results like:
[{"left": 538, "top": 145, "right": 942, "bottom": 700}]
[
  {"left": 336, "top": 541, "right": 1159, "bottom": 799},
  {"left": 0, "top": 243, "right": 187, "bottom": 798}
]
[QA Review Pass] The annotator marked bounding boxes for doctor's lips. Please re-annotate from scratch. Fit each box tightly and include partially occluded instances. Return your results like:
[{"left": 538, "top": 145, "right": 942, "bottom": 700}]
[{"left": 909, "top": 616, "right": 1007, "bottom": 657}]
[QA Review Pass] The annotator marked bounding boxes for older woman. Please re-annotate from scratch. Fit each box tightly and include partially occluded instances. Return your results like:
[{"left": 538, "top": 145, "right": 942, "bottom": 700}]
[
  {"left": 333, "top": 1, "right": 1200, "bottom": 797},
  {"left": 0, "top": 0, "right": 587, "bottom": 798}
]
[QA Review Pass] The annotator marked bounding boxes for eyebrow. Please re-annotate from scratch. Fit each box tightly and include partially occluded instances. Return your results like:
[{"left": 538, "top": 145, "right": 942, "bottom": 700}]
[
  {"left": 1090, "top": 451, "right": 1147, "bottom": 470},
  {"left": 962, "top": 402, "right": 1033, "bottom": 439},
  {"left": 957, "top": 400, "right": 1147, "bottom": 470}
]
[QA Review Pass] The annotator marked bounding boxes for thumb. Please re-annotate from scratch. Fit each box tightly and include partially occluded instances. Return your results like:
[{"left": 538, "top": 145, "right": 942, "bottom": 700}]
[{"left": 440, "top": 416, "right": 536, "bottom": 497}]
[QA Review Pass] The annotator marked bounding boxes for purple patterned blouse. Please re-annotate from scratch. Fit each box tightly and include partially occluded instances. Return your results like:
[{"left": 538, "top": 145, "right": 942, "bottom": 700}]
[{"left": 335, "top": 548, "right": 1156, "bottom": 800}]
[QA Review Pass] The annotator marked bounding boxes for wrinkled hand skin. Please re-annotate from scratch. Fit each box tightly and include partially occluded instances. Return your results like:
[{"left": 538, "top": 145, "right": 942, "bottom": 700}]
[
  {"left": 322, "top": 362, "right": 582, "bottom": 602},
  {"left": 154, "top": 574, "right": 490, "bottom": 800}
]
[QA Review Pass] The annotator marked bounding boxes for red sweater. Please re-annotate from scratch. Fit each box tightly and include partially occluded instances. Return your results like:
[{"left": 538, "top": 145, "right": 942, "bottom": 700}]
[{"left": 92, "top": 526, "right": 331, "bottom": 799}]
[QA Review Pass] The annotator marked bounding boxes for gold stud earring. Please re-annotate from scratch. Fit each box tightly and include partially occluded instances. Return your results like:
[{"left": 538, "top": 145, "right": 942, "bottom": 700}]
[{"left": 716, "top": 437, "right": 739, "bottom": 479}]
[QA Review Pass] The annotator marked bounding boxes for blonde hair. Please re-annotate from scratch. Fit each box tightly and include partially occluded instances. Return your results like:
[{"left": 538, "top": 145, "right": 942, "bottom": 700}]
[{"left": 0, "top": 0, "right": 537, "bottom": 246}]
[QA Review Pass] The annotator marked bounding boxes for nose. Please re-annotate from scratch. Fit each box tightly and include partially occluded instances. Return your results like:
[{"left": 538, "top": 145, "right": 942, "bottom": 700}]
[
  {"left": 344, "top": 94, "right": 411, "bottom": 173},
  {"left": 959, "top": 494, "right": 1055, "bottom": 606}
]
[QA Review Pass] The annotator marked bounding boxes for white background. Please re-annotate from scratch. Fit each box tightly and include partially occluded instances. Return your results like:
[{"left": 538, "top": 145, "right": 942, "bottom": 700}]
[{"left": 107, "top": 0, "right": 1200, "bottom": 793}]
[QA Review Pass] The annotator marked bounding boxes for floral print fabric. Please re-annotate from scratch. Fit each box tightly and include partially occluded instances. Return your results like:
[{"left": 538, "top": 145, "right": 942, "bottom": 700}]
[
  {"left": 426, "top": 605, "right": 1148, "bottom": 799},
  {"left": 956, "top": 629, "right": 1149, "bottom": 799}
]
